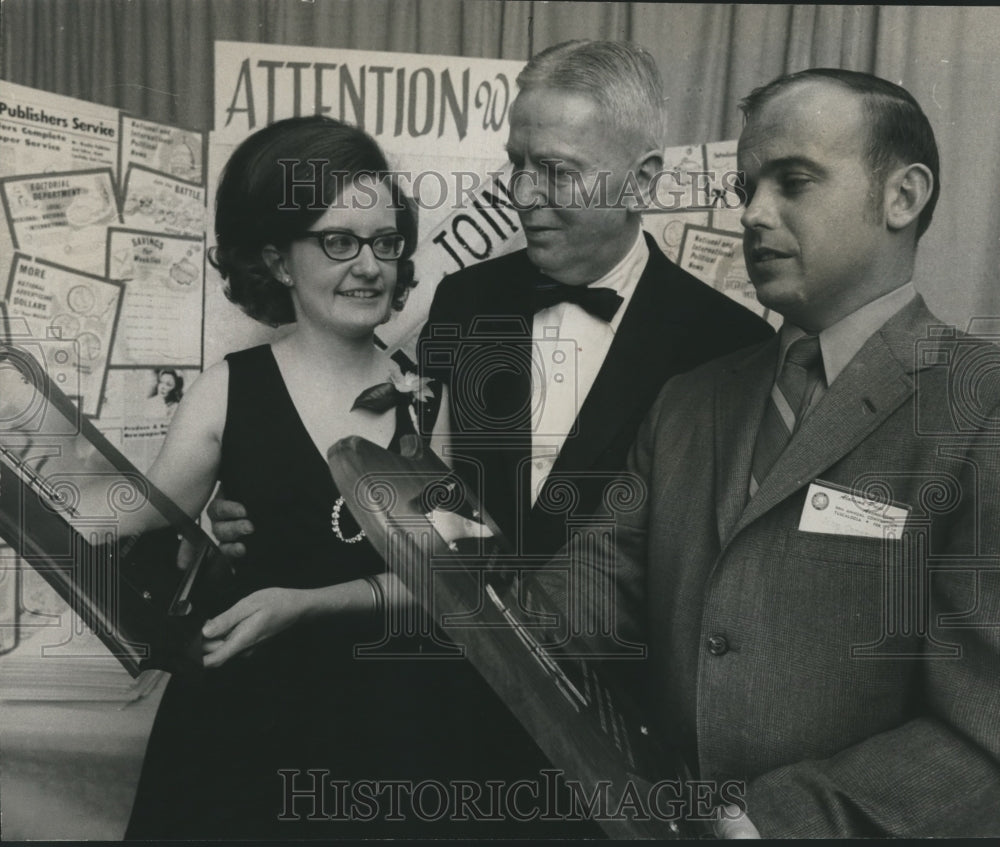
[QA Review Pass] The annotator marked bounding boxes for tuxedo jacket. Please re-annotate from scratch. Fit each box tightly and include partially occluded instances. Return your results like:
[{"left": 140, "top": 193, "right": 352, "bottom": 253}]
[
  {"left": 553, "top": 296, "right": 1000, "bottom": 836},
  {"left": 419, "top": 233, "right": 774, "bottom": 556}
]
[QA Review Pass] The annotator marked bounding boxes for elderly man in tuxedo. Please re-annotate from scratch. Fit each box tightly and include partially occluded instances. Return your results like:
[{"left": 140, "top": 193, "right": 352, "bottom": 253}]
[
  {"left": 417, "top": 40, "right": 771, "bottom": 557},
  {"left": 544, "top": 68, "right": 1000, "bottom": 837}
]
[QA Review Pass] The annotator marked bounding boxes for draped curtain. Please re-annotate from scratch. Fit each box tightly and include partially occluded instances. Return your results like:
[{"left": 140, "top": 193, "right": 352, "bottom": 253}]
[{"left": 3, "top": 0, "right": 999, "bottom": 326}]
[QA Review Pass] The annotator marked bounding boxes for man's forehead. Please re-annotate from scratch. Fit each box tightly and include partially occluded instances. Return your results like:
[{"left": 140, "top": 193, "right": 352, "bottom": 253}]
[
  {"left": 505, "top": 87, "right": 631, "bottom": 164},
  {"left": 737, "top": 80, "right": 867, "bottom": 167},
  {"left": 509, "top": 87, "right": 604, "bottom": 126}
]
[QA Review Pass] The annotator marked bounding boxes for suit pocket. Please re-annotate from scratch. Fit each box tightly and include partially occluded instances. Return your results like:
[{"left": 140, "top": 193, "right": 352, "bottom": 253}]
[{"left": 783, "top": 529, "right": 901, "bottom": 569}]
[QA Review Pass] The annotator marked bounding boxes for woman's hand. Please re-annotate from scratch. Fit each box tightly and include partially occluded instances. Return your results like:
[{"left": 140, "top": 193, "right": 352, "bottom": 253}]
[{"left": 201, "top": 587, "right": 313, "bottom": 667}]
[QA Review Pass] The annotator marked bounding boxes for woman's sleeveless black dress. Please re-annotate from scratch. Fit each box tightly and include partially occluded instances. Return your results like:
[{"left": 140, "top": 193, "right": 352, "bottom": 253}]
[{"left": 125, "top": 345, "right": 468, "bottom": 839}]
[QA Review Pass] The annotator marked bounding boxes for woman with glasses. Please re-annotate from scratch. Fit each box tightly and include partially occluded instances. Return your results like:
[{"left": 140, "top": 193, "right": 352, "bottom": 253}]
[{"left": 126, "top": 115, "right": 450, "bottom": 839}]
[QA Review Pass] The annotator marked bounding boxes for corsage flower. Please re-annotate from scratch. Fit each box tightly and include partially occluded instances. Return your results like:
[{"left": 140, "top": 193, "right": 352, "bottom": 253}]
[
  {"left": 388, "top": 370, "right": 435, "bottom": 402},
  {"left": 352, "top": 371, "right": 435, "bottom": 413}
]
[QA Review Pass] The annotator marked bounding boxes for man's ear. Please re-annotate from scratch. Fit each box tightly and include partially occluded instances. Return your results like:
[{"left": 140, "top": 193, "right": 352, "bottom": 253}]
[
  {"left": 262, "top": 245, "right": 291, "bottom": 286},
  {"left": 627, "top": 149, "right": 664, "bottom": 212},
  {"left": 885, "top": 163, "right": 933, "bottom": 233}
]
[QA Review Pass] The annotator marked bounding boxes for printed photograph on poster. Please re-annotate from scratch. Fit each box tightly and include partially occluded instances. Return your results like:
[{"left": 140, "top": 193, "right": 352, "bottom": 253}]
[
  {"left": 118, "top": 115, "right": 205, "bottom": 185},
  {"left": 0, "top": 81, "right": 120, "bottom": 179},
  {"left": 121, "top": 164, "right": 206, "bottom": 238},
  {"left": 642, "top": 209, "right": 711, "bottom": 262},
  {"left": 4, "top": 252, "right": 124, "bottom": 416},
  {"left": 105, "top": 228, "right": 204, "bottom": 368},
  {"left": 0, "top": 168, "right": 120, "bottom": 276},
  {"left": 96, "top": 366, "right": 199, "bottom": 472},
  {"left": 676, "top": 224, "right": 780, "bottom": 329}
]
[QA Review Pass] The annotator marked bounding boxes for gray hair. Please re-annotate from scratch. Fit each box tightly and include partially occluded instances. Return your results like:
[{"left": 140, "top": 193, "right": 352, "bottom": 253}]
[{"left": 516, "top": 40, "right": 666, "bottom": 154}]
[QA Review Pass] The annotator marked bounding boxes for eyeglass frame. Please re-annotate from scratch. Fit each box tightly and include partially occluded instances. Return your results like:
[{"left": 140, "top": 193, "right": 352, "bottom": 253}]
[{"left": 294, "top": 229, "right": 408, "bottom": 262}]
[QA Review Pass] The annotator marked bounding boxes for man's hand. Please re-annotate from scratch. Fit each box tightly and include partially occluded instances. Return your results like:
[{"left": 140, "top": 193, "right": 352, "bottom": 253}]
[
  {"left": 714, "top": 804, "right": 760, "bottom": 839},
  {"left": 200, "top": 587, "right": 309, "bottom": 667},
  {"left": 207, "top": 494, "right": 254, "bottom": 558}
]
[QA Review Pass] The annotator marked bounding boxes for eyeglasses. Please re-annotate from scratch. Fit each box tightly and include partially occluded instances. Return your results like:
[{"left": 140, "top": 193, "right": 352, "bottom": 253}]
[{"left": 296, "top": 230, "right": 407, "bottom": 262}]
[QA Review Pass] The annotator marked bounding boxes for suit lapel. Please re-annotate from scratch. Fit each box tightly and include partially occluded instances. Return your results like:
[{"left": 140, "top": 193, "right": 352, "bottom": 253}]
[
  {"left": 474, "top": 258, "right": 536, "bottom": 535},
  {"left": 714, "top": 339, "right": 779, "bottom": 544},
  {"left": 729, "top": 296, "right": 938, "bottom": 541},
  {"left": 479, "top": 261, "right": 535, "bottom": 430}
]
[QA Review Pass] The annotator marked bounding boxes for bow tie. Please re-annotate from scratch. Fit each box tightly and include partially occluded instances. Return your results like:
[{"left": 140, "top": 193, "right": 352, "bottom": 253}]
[{"left": 532, "top": 279, "right": 624, "bottom": 322}]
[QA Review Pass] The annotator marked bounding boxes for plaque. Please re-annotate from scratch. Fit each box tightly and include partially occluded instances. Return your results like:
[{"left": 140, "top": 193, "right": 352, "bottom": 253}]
[
  {"left": 0, "top": 332, "right": 238, "bottom": 677},
  {"left": 328, "top": 434, "right": 710, "bottom": 839}
]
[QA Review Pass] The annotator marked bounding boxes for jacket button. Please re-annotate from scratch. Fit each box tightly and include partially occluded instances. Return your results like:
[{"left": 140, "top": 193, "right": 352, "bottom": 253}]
[{"left": 707, "top": 634, "right": 729, "bottom": 656}]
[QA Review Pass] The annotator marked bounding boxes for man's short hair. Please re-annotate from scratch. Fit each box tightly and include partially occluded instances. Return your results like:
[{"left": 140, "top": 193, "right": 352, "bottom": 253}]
[
  {"left": 516, "top": 40, "right": 666, "bottom": 155},
  {"left": 739, "top": 68, "right": 940, "bottom": 240}
]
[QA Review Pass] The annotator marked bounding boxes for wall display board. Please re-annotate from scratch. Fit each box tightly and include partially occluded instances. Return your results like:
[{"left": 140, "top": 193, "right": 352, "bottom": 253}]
[
  {"left": 644, "top": 141, "right": 779, "bottom": 328},
  {"left": 0, "top": 81, "right": 206, "bottom": 698},
  {"left": 0, "top": 62, "right": 773, "bottom": 698}
]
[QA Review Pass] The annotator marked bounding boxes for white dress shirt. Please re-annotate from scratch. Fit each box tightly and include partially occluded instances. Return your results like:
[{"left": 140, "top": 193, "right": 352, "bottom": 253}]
[{"left": 529, "top": 231, "right": 649, "bottom": 505}]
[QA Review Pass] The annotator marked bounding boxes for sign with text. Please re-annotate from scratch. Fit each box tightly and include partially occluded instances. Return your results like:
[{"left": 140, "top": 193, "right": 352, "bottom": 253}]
[
  {"left": 677, "top": 225, "right": 778, "bottom": 328},
  {"left": 4, "top": 252, "right": 123, "bottom": 416}
]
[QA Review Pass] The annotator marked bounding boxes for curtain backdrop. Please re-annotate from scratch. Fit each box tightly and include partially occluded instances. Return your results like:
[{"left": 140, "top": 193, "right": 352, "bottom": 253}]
[{"left": 3, "top": 0, "right": 999, "bottom": 327}]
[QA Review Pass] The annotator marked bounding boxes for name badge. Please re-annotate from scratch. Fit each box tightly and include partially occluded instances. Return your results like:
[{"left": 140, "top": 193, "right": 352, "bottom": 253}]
[{"left": 798, "top": 480, "right": 909, "bottom": 539}]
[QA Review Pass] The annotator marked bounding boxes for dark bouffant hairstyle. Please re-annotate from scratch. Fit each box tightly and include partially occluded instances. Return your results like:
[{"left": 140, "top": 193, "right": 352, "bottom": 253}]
[
  {"left": 208, "top": 115, "right": 418, "bottom": 326},
  {"left": 740, "top": 68, "right": 940, "bottom": 241}
]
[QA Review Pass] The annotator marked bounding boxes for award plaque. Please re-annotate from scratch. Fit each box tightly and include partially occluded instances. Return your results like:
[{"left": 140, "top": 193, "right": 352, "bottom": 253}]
[
  {"left": 327, "top": 435, "right": 710, "bottom": 839},
  {"left": 0, "top": 336, "right": 239, "bottom": 677}
]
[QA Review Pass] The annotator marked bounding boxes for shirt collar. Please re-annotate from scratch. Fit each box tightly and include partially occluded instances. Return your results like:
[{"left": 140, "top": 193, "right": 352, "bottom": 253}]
[
  {"left": 778, "top": 282, "right": 917, "bottom": 386},
  {"left": 591, "top": 229, "right": 648, "bottom": 332}
]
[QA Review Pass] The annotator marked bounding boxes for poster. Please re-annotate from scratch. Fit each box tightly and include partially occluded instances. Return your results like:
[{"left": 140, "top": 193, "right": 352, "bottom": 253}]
[
  {"left": 0, "top": 168, "right": 120, "bottom": 275},
  {"left": 121, "top": 164, "right": 206, "bottom": 237},
  {"left": 4, "top": 253, "right": 124, "bottom": 416},
  {"left": 0, "top": 81, "right": 120, "bottom": 179},
  {"left": 106, "top": 228, "right": 204, "bottom": 367},
  {"left": 704, "top": 140, "right": 743, "bottom": 234},
  {"left": 677, "top": 225, "right": 779, "bottom": 328},
  {"left": 643, "top": 209, "right": 711, "bottom": 262},
  {"left": 119, "top": 115, "right": 205, "bottom": 185}
]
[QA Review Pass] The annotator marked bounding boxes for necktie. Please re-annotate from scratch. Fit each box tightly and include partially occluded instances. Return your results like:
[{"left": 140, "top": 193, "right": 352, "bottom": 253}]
[
  {"left": 532, "top": 279, "right": 624, "bottom": 322},
  {"left": 749, "top": 335, "right": 824, "bottom": 496}
]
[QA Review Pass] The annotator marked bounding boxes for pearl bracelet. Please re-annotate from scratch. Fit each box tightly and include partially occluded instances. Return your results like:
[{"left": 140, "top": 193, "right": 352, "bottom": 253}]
[{"left": 331, "top": 496, "right": 365, "bottom": 543}]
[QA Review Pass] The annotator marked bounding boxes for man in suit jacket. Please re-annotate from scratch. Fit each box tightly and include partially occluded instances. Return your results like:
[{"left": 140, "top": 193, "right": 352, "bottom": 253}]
[
  {"left": 419, "top": 40, "right": 772, "bottom": 557},
  {"left": 540, "top": 69, "right": 1000, "bottom": 837},
  {"left": 395, "top": 40, "right": 770, "bottom": 835}
]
